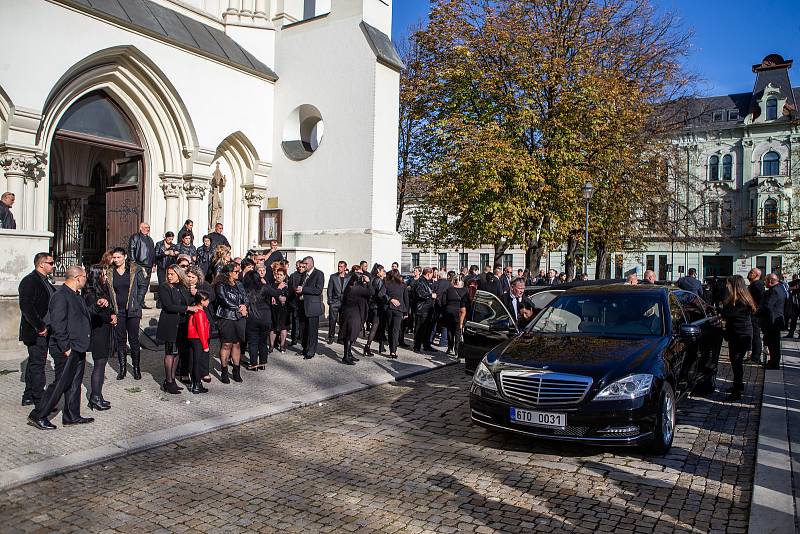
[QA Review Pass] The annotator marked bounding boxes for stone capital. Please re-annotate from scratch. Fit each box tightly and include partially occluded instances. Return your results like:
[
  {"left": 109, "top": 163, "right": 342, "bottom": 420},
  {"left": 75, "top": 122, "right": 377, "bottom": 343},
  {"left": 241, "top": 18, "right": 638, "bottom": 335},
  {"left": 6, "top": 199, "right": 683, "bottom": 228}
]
[
  {"left": 0, "top": 151, "right": 47, "bottom": 184},
  {"left": 160, "top": 178, "right": 182, "bottom": 199},
  {"left": 183, "top": 180, "right": 209, "bottom": 200},
  {"left": 244, "top": 189, "right": 266, "bottom": 207}
]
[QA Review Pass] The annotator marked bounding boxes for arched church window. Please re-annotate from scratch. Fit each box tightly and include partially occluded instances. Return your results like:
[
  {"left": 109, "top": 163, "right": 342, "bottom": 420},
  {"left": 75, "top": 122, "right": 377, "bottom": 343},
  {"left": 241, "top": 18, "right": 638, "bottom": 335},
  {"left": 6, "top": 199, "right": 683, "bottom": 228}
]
[
  {"left": 708, "top": 155, "right": 719, "bottom": 181},
  {"left": 56, "top": 91, "right": 139, "bottom": 146},
  {"left": 762, "top": 151, "right": 780, "bottom": 176},
  {"left": 766, "top": 98, "right": 778, "bottom": 121},
  {"left": 763, "top": 198, "right": 779, "bottom": 227},
  {"left": 722, "top": 154, "right": 732, "bottom": 181}
]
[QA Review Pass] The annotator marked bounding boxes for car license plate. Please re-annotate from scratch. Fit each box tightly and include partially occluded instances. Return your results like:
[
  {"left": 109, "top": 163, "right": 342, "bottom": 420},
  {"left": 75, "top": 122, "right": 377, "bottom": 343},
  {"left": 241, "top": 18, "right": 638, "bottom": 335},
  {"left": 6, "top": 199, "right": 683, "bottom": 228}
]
[{"left": 510, "top": 407, "right": 566, "bottom": 429}]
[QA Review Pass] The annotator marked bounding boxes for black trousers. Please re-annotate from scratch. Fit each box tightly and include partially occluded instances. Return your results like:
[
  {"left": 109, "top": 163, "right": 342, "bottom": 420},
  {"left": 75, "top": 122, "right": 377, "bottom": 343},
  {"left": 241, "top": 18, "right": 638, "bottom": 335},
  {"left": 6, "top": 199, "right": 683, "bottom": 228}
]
[
  {"left": 189, "top": 339, "right": 206, "bottom": 385},
  {"left": 246, "top": 315, "right": 270, "bottom": 365},
  {"left": 22, "top": 336, "right": 48, "bottom": 405},
  {"left": 728, "top": 334, "right": 751, "bottom": 388},
  {"left": 751, "top": 317, "right": 762, "bottom": 361},
  {"left": 301, "top": 310, "right": 320, "bottom": 356},
  {"left": 176, "top": 321, "right": 190, "bottom": 376},
  {"left": 114, "top": 312, "right": 141, "bottom": 364},
  {"left": 33, "top": 350, "right": 86, "bottom": 423},
  {"left": 328, "top": 306, "right": 340, "bottom": 340},
  {"left": 413, "top": 306, "right": 434, "bottom": 350},
  {"left": 388, "top": 310, "right": 404, "bottom": 354},
  {"left": 156, "top": 267, "right": 166, "bottom": 302},
  {"left": 289, "top": 308, "right": 300, "bottom": 344},
  {"left": 764, "top": 327, "right": 782, "bottom": 367},
  {"left": 789, "top": 313, "right": 798, "bottom": 336}
]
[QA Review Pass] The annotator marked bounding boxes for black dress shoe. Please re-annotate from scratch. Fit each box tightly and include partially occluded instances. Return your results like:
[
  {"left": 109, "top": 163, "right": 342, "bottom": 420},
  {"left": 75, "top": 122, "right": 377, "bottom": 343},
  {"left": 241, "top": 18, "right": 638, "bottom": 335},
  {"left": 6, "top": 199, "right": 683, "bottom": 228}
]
[
  {"left": 190, "top": 383, "right": 208, "bottom": 394},
  {"left": 88, "top": 397, "right": 111, "bottom": 411},
  {"left": 62, "top": 416, "right": 95, "bottom": 426},
  {"left": 21, "top": 398, "right": 35, "bottom": 407},
  {"left": 341, "top": 357, "right": 356, "bottom": 365},
  {"left": 303, "top": 354, "right": 315, "bottom": 360},
  {"left": 424, "top": 346, "right": 440, "bottom": 353},
  {"left": 28, "top": 417, "right": 57, "bottom": 430}
]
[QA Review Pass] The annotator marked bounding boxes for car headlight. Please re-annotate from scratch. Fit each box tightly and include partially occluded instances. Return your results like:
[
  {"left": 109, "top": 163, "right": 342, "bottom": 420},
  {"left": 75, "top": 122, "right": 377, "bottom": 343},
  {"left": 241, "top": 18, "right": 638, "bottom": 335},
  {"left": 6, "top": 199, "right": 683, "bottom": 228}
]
[
  {"left": 595, "top": 374, "right": 653, "bottom": 401},
  {"left": 472, "top": 362, "right": 498, "bottom": 392}
]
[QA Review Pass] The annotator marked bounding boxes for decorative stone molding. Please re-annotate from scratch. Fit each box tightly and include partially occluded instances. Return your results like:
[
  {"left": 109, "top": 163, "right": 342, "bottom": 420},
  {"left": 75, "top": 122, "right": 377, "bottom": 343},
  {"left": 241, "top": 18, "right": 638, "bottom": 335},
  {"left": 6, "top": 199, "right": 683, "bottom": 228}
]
[
  {"left": 183, "top": 181, "right": 209, "bottom": 199},
  {"left": 244, "top": 189, "right": 266, "bottom": 207},
  {"left": 160, "top": 179, "right": 182, "bottom": 198},
  {"left": 0, "top": 151, "right": 47, "bottom": 184}
]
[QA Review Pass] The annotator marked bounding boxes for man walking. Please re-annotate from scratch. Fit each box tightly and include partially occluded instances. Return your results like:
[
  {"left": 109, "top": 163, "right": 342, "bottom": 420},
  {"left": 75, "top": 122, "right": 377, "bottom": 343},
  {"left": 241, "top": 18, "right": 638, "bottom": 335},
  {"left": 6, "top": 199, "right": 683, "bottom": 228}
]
[
  {"left": 296, "top": 256, "right": 325, "bottom": 359},
  {"left": 327, "top": 261, "right": 349, "bottom": 343},
  {"left": 27, "top": 265, "right": 94, "bottom": 430},
  {"left": 18, "top": 252, "right": 56, "bottom": 408},
  {"left": 747, "top": 268, "right": 766, "bottom": 363},
  {"left": 108, "top": 247, "right": 148, "bottom": 380},
  {"left": 0, "top": 191, "right": 16, "bottom": 229},
  {"left": 759, "top": 273, "right": 786, "bottom": 370}
]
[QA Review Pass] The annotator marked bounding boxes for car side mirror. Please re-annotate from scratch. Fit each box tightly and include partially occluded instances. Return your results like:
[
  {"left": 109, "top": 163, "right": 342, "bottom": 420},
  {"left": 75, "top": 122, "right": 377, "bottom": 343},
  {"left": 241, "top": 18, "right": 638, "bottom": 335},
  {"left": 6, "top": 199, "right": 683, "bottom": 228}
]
[
  {"left": 679, "top": 324, "right": 701, "bottom": 339},
  {"left": 489, "top": 318, "right": 514, "bottom": 333}
]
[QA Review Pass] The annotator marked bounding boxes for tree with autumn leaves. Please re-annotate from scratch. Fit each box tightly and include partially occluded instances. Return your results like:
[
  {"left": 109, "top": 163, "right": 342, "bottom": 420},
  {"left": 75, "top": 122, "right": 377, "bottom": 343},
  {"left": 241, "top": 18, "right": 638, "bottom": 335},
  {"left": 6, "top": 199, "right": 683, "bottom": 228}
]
[{"left": 399, "top": 0, "right": 695, "bottom": 278}]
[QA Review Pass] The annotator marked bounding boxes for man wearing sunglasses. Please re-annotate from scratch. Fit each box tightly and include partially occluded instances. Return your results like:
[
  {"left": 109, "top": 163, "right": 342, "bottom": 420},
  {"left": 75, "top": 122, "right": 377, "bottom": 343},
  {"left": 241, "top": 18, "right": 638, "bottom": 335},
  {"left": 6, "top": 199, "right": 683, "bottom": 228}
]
[{"left": 18, "top": 252, "right": 56, "bottom": 409}]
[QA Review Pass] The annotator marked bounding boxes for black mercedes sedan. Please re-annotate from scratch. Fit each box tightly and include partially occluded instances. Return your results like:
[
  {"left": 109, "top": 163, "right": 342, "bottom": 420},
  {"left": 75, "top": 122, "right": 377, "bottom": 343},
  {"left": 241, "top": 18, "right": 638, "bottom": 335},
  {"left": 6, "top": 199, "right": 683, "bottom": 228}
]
[{"left": 467, "top": 284, "right": 721, "bottom": 454}]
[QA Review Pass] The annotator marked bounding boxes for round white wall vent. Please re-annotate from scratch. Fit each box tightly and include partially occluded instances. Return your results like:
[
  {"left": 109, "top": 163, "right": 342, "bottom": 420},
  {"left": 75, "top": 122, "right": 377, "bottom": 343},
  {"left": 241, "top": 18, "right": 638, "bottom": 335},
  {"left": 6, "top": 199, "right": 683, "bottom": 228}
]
[{"left": 282, "top": 104, "right": 324, "bottom": 161}]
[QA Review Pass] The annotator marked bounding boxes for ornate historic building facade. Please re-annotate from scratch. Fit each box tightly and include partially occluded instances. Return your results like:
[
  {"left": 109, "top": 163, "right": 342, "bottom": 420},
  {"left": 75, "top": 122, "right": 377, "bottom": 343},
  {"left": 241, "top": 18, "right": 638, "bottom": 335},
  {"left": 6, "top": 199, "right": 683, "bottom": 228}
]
[
  {"left": 401, "top": 53, "right": 800, "bottom": 281},
  {"left": 0, "top": 0, "right": 402, "bottom": 347}
]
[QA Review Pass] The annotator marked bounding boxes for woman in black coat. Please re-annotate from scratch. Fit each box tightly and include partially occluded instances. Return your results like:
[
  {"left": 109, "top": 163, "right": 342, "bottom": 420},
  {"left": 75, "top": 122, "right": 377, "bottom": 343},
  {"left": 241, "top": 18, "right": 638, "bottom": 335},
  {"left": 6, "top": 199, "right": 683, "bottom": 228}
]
[
  {"left": 270, "top": 265, "right": 291, "bottom": 352},
  {"left": 364, "top": 264, "right": 388, "bottom": 356},
  {"left": 85, "top": 264, "right": 116, "bottom": 411},
  {"left": 720, "top": 275, "right": 757, "bottom": 401},
  {"left": 243, "top": 266, "right": 281, "bottom": 370},
  {"left": 157, "top": 265, "right": 199, "bottom": 394},
  {"left": 385, "top": 270, "right": 409, "bottom": 358},
  {"left": 338, "top": 270, "right": 372, "bottom": 365},
  {"left": 214, "top": 263, "right": 248, "bottom": 383},
  {"left": 441, "top": 275, "right": 466, "bottom": 355}
]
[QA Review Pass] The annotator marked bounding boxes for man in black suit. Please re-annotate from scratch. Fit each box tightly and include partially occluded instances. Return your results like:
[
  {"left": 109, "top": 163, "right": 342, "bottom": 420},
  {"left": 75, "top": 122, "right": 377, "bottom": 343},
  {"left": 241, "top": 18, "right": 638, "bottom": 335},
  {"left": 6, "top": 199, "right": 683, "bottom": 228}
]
[
  {"left": 28, "top": 265, "right": 94, "bottom": 430},
  {"left": 759, "top": 273, "right": 786, "bottom": 370},
  {"left": 296, "top": 256, "right": 325, "bottom": 358},
  {"left": 287, "top": 260, "right": 304, "bottom": 346},
  {"left": 327, "top": 261, "right": 349, "bottom": 343},
  {"left": 676, "top": 268, "right": 703, "bottom": 297},
  {"left": 207, "top": 222, "right": 231, "bottom": 253},
  {"left": 500, "top": 266, "right": 514, "bottom": 294},
  {"left": 748, "top": 268, "right": 766, "bottom": 363},
  {"left": 413, "top": 267, "right": 439, "bottom": 353},
  {"left": 478, "top": 265, "right": 503, "bottom": 297},
  {"left": 502, "top": 278, "right": 526, "bottom": 325},
  {"left": 18, "top": 252, "right": 56, "bottom": 407}
]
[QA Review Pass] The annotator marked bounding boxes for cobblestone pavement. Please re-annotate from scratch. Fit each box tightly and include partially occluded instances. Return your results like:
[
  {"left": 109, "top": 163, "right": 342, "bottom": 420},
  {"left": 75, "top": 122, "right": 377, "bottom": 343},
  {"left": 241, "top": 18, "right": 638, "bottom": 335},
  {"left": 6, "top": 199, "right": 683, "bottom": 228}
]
[
  {"left": 0, "top": 353, "right": 762, "bottom": 533},
  {"left": 0, "top": 335, "right": 452, "bottom": 473}
]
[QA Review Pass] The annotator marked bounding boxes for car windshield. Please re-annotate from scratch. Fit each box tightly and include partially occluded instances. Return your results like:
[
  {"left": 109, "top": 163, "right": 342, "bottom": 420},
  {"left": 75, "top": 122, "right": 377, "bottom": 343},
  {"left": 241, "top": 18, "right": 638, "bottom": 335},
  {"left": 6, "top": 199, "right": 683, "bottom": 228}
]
[{"left": 528, "top": 293, "right": 663, "bottom": 337}]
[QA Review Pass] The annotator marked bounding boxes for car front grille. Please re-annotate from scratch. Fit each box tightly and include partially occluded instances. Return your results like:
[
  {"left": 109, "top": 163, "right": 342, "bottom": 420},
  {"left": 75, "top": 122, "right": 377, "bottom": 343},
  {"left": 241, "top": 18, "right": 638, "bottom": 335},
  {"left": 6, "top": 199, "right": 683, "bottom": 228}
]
[{"left": 499, "top": 371, "right": 593, "bottom": 406}]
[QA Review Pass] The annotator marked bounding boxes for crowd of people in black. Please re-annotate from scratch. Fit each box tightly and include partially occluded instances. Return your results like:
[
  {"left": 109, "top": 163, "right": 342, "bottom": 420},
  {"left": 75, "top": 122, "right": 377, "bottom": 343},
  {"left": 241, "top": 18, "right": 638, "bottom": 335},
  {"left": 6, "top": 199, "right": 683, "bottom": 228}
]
[{"left": 17, "top": 218, "right": 800, "bottom": 428}]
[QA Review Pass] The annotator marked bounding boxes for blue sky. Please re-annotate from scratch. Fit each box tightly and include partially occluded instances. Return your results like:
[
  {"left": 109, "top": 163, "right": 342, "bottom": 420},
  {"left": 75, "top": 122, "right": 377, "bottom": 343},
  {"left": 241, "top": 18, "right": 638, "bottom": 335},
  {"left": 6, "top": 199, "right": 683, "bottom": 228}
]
[{"left": 391, "top": 0, "right": 800, "bottom": 96}]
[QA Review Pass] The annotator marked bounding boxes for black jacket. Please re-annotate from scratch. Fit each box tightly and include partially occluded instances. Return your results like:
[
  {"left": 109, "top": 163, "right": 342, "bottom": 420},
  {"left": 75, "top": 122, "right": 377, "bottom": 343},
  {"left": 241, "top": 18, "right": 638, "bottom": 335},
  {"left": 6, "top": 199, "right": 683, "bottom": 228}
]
[
  {"left": 478, "top": 273, "right": 502, "bottom": 296},
  {"left": 759, "top": 285, "right": 786, "bottom": 330},
  {"left": 48, "top": 284, "right": 90, "bottom": 354},
  {"left": 85, "top": 289, "right": 114, "bottom": 358},
  {"left": 385, "top": 280, "right": 409, "bottom": 314},
  {"left": 208, "top": 232, "right": 230, "bottom": 253},
  {"left": 215, "top": 281, "right": 248, "bottom": 320},
  {"left": 442, "top": 286, "right": 465, "bottom": 316},
  {"left": 243, "top": 274, "right": 280, "bottom": 322},
  {"left": 676, "top": 276, "right": 703, "bottom": 297},
  {"left": 177, "top": 226, "right": 194, "bottom": 244},
  {"left": 369, "top": 277, "right": 388, "bottom": 312},
  {"left": 18, "top": 270, "right": 55, "bottom": 345},
  {"left": 502, "top": 292, "right": 524, "bottom": 323},
  {"left": 128, "top": 232, "right": 155, "bottom": 269},
  {"left": 298, "top": 268, "right": 325, "bottom": 317},
  {"left": 748, "top": 280, "right": 766, "bottom": 307},
  {"left": 0, "top": 201, "right": 15, "bottom": 229},
  {"left": 327, "top": 273, "right": 349, "bottom": 310},
  {"left": 197, "top": 245, "right": 213, "bottom": 276},
  {"left": 413, "top": 277, "right": 436, "bottom": 312},
  {"left": 156, "top": 282, "right": 192, "bottom": 342},
  {"left": 176, "top": 242, "right": 197, "bottom": 261},
  {"left": 105, "top": 263, "right": 148, "bottom": 318},
  {"left": 720, "top": 301, "right": 754, "bottom": 339},
  {"left": 154, "top": 240, "right": 178, "bottom": 270}
]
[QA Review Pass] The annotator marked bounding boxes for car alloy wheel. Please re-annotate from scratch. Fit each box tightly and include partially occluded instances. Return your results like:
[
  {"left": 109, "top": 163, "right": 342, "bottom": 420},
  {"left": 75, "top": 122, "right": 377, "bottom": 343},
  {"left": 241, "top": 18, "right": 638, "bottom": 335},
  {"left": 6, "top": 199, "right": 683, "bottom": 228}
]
[{"left": 647, "top": 382, "right": 675, "bottom": 455}]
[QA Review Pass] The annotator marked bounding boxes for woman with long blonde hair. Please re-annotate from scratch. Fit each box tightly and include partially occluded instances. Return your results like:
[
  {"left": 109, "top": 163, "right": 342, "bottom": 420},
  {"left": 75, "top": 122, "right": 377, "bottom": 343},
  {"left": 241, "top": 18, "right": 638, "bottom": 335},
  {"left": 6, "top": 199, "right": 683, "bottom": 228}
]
[
  {"left": 207, "top": 244, "right": 231, "bottom": 283},
  {"left": 720, "top": 275, "right": 757, "bottom": 401}
]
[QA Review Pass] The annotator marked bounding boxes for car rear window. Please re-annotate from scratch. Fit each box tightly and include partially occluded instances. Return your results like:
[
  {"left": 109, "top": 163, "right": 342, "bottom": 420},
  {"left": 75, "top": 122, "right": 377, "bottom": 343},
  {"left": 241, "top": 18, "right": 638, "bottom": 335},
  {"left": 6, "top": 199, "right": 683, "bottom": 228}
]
[{"left": 529, "top": 293, "right": 663, "bottom": 337}]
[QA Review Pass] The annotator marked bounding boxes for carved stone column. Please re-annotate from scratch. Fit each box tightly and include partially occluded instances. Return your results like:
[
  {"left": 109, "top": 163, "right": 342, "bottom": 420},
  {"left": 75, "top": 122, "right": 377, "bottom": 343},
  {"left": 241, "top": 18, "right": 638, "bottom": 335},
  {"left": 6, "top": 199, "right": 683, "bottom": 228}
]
[
  {"left": 160, "top": 178, "right": 182, "bottom": 235},
  {"left": 183, "top": 179, "right": 210, "bottom": 236},
  {"left": 244, "top": 187, "right": 266, "bottom": 249},
  {"left": 0, "top": 151, "right": 46, "bottom": 230}
]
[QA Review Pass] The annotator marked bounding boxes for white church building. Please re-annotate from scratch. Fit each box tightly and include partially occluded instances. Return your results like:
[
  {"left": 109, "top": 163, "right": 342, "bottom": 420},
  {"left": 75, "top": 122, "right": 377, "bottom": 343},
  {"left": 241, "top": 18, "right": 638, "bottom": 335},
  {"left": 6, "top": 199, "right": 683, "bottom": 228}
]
[{"left": 0, "top": 0, "right": 403, "bottom": 346}]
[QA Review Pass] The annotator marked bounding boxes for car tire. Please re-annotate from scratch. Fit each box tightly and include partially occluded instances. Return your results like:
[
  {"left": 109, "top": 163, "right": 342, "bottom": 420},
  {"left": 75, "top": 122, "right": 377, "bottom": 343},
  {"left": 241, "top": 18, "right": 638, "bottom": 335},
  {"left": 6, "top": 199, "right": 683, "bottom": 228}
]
[{"left": 646, "top": 382, "right": 676, "bottom": 455}]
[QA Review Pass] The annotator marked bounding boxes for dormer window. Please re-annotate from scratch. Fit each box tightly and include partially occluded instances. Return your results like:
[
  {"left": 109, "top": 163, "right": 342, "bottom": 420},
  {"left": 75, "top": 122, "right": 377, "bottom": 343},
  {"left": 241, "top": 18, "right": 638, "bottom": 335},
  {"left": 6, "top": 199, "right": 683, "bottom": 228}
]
[
  {"left": 708, "top": 155, "right": 719, "bottom": 181},
  {"left": 712, "top": 110, "right": 724, "bottom": 122},
  {"left": 728, "top": 110, "right": 739, "bottom": 121},
  {"left": 722, "top": 154, "right": 732, "bottom": 180},
  {"left": 763, "top": 151, "right": 780, "bottom": 176},
  {"left": 766, "top": 97, "right": 778, "bottom": 120}
]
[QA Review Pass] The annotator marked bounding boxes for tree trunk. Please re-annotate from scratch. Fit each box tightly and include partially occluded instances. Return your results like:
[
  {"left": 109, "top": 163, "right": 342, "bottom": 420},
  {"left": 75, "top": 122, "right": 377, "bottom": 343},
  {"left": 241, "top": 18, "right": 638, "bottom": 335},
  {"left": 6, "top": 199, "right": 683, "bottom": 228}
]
[
  {"left": 493, "top": 240, "right": 510, "bottom": 267},
  {"left": 594, "top": 241, "right": 610, "bottom": 279},
  {"left": 564, "top": 232, "right": 580, "bottom": 281}
]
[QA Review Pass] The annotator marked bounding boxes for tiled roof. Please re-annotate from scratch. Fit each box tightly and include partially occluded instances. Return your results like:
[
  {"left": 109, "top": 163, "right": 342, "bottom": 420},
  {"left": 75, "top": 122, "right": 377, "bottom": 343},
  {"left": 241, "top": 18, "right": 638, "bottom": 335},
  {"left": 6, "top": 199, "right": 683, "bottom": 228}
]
[{"left": 59, "top": 0, "right": 278, "bottom": 80}]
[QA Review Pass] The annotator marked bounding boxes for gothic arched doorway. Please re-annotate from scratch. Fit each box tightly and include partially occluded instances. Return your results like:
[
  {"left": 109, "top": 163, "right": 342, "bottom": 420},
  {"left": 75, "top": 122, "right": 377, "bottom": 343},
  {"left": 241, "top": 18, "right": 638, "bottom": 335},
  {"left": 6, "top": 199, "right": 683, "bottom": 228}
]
[{"left": 49, "top": 90, "right": 144, "bottom": 273}]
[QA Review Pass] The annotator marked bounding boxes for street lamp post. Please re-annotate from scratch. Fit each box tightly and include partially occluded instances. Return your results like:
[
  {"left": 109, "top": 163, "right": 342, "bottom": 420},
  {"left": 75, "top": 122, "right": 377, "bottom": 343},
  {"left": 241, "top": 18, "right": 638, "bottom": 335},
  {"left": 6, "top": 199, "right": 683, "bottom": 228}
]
[{"left": 582, "top": 182, "right": 595, "bottom": 278}]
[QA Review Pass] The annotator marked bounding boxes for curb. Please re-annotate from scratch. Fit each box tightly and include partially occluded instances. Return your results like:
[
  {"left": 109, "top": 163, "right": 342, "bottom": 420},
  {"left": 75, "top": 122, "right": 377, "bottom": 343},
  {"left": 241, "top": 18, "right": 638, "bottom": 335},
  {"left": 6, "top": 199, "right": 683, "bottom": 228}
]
[
  {"left": 0, "top": 359, "right": 460, "bottom": 491},
  {"left": 749, "top": 363, "right": 797, "bottom": 533}
]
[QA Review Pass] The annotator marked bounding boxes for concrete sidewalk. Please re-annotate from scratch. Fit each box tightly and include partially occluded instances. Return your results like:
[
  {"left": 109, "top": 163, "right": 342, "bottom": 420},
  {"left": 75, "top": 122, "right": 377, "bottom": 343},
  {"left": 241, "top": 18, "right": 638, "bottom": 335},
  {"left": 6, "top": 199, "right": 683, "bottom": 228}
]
[
  {"left": 0, "top": 334, "right": 457, "bottom": 490},
  {"left": 749, "top": 338, "right": 800, "bottom": 534}
]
